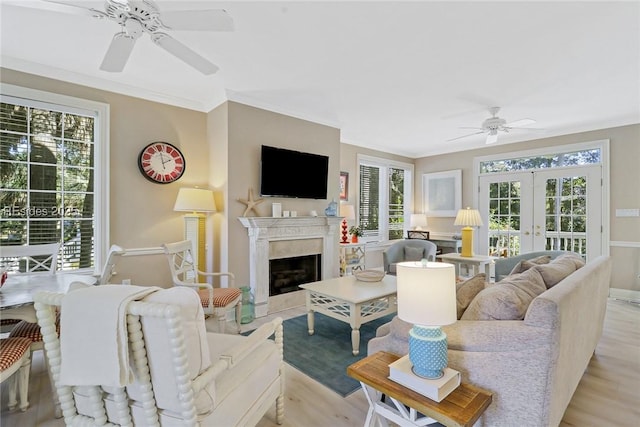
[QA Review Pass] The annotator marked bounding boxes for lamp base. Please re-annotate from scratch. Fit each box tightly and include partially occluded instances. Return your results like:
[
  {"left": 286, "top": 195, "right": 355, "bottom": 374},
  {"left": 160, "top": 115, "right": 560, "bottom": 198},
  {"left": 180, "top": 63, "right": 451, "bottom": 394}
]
[
  {"left": 408, "top": 325, "right": 448, "bottom": 379},
  {"left": 341, "top": 219, "right": 349, "bottom": 243},
  {"left": 460, "top": 226, "right": 475, "bottom": 257}
]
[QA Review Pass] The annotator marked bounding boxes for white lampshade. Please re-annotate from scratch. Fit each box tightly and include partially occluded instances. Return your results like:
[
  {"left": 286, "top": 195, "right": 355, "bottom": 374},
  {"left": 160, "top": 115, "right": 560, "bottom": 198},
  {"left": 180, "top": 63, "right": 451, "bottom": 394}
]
[
  {"left": 396, "top": 261, "right": 457, "bottom": 327},
  {"left": 340, "top": 204, "right": 356, "bottom": 220},
  {"left": 410, "top": 213, "right": 428, "bottom": 230},
  {"left": 454, "top": 207, "right": 484, "bottom": 227},
  {"left": 173, "top": 188, "right": 217, "bottom": 213}
]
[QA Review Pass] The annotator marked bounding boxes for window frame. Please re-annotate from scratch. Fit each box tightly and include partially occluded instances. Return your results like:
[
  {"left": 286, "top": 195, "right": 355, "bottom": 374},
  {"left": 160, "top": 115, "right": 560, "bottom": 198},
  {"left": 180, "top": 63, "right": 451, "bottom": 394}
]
[
  {"left": 1, "top": 83, "right": 110, "bottom": 274},
  {"left": 356, "top": 154, "right": 413, "bottom": 242}
]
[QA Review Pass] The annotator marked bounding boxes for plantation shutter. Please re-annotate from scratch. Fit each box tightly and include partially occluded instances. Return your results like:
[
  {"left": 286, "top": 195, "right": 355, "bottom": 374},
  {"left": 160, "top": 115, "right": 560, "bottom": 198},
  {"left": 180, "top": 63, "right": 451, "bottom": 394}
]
[
  {"left": 359, "top": 164, "right": 380, "bottom": 239},
  {"left": 388, "top": 167, "right": 405, "bottom": 240}
]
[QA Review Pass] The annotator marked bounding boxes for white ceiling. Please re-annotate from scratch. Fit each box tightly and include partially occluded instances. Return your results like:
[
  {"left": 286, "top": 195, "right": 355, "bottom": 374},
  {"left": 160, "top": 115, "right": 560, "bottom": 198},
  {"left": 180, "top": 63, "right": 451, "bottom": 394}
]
[{"left": 1, "top": 1, "right": 639, "bottom": 158}]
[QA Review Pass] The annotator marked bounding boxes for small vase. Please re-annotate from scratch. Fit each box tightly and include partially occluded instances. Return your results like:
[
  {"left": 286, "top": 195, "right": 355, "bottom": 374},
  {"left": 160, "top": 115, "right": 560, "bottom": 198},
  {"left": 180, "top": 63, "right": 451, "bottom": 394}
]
[{"left": 351, "top": 235, "right": 358, "bottom": 243}]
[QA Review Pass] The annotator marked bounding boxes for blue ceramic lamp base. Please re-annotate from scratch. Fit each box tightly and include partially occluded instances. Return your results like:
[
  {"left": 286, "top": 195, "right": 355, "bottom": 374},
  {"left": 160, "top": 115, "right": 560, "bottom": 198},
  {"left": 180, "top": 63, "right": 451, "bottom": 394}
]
[{"left": 408, "top": 325, "right": 448, "bottom": 379}]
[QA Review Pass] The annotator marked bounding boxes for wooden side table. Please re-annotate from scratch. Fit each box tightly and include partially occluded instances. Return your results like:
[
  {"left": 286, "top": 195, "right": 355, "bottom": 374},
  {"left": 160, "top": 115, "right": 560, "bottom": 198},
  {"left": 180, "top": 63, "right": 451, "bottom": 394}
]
[{"left": 347, "top": 351, "right": 492, "bottom": 427}]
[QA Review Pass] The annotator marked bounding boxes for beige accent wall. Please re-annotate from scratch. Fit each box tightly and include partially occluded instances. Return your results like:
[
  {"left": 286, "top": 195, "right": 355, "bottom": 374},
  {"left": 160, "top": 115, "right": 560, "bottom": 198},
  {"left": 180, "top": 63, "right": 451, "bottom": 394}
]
[
  {"left": 4, "top": 68, "right": 636, "bottom": 293},
  {"left": 414, "top": 124, "right": 640, "bottom": 292},
  {"left": 1, "top": 68, "right": 208, "bottom": 287},
  {"left": 225, "top": 102, "right": 341, "bottom": 286}
]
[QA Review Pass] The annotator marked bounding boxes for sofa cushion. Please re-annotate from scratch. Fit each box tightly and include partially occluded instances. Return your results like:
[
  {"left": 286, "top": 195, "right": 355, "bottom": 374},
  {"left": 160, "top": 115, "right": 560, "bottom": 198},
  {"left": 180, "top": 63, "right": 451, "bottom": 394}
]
[
  {"left": 455, "top": 273, "right": 486, "bottom": 319},
  {"left": 404, "top": 246, "right": 424, "bottom": 261},
  {"left": 508, "top": 255, "right": 552, "bottom": 276},
  {"left": 533, "top": 255, "right": 582, "bottom": 288},
  {"left": 461, "top": 268, "right": 547, "bottom": 320}
]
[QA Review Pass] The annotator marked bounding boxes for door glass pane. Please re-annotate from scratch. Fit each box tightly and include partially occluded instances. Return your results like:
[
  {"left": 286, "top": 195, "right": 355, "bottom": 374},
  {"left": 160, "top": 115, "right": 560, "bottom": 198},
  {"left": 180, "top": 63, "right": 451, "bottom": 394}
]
[
  {"left": 488, "top": 180, "right": 521, "bottom": 257},
  {"left": 544, "top": 176, "right": 588, "bottom": 256}
]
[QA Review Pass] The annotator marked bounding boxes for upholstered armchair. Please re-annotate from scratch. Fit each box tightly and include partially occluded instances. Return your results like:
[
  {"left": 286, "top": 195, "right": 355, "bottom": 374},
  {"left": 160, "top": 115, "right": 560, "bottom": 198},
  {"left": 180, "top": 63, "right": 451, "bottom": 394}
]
[
  {"left": 34, "top": 286, "right": 284, "bottom": 426},
  {"left": 382, "top": 239, "right": 438, "bottom": 275}
]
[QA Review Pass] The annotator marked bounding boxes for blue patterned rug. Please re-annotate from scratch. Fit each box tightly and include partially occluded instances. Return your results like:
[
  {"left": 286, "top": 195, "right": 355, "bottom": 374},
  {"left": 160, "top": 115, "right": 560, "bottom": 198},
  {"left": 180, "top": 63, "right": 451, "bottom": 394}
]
[{"left": 280, "top": 312, "right": 395, "bottom": 396}]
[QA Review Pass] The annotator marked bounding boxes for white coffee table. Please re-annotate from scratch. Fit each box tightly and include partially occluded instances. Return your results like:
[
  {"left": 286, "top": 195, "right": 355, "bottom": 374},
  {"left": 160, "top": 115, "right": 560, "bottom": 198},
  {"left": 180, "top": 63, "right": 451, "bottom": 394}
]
[{"left": 299, "top": 274, "right": 397, "bottom": 355}]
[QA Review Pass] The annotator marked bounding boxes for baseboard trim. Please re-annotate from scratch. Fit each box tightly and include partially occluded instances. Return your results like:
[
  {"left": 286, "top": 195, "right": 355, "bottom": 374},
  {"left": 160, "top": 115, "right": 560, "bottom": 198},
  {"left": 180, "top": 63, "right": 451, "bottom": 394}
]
[{"left": 609, "top": 288, "right": 640, "bottom": 304}]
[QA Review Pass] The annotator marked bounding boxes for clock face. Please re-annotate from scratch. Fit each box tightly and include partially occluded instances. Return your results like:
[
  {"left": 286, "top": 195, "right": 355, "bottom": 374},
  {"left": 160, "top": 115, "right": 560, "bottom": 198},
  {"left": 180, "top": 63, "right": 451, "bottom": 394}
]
[{"left": 138, "top": 142, "right": 186, "bottom": 184}]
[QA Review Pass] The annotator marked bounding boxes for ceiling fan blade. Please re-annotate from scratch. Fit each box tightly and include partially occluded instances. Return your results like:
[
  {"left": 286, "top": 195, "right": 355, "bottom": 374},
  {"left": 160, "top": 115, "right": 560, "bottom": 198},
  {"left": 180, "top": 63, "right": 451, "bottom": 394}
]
[
  {"left": 504, "top": 118, "right": 536, "bottom": 128},
  {"left": 10, "top": 0, "right": 105, "bottom": 17},
  {"left": 160, "top": 9, "right": 234, "bottom": 31},
  {"left": 447, "top": 131, "right": 485, "bottom": 142},
  {"left": 152, "top": 33, "right": 219, "bottom": 75},
  {"left": 100, "top": 33, "right": 137, "bottom": 72},
  {"left": 486, "top": 133, "right": 499, "bottom": 144}
]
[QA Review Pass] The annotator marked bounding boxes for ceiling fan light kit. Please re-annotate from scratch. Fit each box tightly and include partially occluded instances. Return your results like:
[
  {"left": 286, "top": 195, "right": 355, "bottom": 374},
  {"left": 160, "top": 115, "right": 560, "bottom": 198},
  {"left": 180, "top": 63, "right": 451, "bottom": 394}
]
[
  {"left": 448, "top": 106, "right": 541, "bottom": 145},
  {"left": 45, "top": 0, "right": 233, "bottom": 74}
]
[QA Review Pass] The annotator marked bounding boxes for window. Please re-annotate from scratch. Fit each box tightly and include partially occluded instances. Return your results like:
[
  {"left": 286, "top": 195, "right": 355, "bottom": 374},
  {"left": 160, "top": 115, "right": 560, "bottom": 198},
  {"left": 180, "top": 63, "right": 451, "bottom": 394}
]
[
  {"left": 0, "top": 84, "right": 109, "bottom": 273},
  {"left": 357, "top": 154, "right": 413, "bottom": 241}
]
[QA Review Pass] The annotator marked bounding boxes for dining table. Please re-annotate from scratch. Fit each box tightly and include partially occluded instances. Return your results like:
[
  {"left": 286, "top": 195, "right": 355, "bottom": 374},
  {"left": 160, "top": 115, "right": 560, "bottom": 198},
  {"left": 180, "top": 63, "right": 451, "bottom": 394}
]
[{"left": 0, "top": 273, "right": 97, "bottom": 323}]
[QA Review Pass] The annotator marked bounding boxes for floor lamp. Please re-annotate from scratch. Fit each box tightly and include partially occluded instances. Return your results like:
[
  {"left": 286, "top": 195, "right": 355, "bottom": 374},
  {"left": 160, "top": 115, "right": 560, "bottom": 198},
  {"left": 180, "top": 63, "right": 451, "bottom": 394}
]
[
  {"left": 454, "top": 207, "right": 484, "bottom": 257},
  {"left": 173, "top": 188, "right": 217, "bottom": 276}
]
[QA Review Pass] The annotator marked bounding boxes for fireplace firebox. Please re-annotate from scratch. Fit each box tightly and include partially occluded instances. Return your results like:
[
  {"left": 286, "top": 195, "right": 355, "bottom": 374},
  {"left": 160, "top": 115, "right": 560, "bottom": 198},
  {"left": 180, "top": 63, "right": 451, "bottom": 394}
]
[{"left": 269, "top": 254, "right": 321, "bottom": 296}]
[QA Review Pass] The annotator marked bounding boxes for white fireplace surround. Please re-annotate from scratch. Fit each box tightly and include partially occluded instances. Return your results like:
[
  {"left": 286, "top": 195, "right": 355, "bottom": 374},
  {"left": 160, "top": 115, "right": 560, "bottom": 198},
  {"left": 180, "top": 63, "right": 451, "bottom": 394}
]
[{"left": 239, "top": 216, "right": 342, "bottom": 317}]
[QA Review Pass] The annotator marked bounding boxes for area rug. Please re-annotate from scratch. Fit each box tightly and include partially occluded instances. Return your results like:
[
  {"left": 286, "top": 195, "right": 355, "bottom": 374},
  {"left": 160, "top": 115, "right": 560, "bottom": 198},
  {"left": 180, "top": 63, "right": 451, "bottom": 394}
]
[{"left": 281, "top": 312, "right": 395, "bottom": 397}]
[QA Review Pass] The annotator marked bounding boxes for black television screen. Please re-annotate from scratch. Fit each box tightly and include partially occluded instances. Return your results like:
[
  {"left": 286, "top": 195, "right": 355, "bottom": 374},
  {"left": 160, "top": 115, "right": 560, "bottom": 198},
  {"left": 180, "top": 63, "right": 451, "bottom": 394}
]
[{"left": 260, "top": 145, "right": 329, "bottom": 199}]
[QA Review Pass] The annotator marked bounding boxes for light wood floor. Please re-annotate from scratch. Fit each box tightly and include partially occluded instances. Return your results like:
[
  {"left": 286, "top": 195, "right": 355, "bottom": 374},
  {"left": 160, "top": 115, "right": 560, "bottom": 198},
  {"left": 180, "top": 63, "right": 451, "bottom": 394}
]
[{"left": 1, "top": 298, "right": 638, "bottom": 427}]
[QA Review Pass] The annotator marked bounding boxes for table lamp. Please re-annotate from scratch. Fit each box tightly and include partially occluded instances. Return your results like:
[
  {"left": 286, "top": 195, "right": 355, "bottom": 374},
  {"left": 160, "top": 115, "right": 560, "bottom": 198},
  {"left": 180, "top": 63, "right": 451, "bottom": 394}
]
[
  {"left": 340, "top": 204, "right": 356, "bottom": 244},
  {"left": 410, "top": 213, "right": 428, "bottom": 230},
  {"left": 174, "top": 188, "right": 217, "bottom": 273},
  {"left": 396, "top": 261, "right": 457, "bottom": 379},
  {"left": 454, "top": 207, "right": 483, "bottom": 257}
]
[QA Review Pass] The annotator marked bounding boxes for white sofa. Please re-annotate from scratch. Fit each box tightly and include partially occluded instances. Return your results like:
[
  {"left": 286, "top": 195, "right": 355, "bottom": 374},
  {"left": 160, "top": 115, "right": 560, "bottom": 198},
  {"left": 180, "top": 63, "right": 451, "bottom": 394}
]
[{"left": 368, "top": 254, "right": 612, "bottom": 427}]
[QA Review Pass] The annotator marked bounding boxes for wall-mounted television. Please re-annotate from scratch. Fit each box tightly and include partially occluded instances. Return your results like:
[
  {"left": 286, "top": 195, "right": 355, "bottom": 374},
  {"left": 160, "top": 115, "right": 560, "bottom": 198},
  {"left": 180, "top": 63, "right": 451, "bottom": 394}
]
[{"left": 260, "top": 145, "right": 329, "bottom": 199}]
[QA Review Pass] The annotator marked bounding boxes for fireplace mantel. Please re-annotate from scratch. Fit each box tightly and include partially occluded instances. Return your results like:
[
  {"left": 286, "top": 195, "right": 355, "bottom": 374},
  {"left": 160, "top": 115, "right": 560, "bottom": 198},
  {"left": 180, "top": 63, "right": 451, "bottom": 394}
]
[{"left": 239, "top": 216, "right": 342, "bottom": 317}]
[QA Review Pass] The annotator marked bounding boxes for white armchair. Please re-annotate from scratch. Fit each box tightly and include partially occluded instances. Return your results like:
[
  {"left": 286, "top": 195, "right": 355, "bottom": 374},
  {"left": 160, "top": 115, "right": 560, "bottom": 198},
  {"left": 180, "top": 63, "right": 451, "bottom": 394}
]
[
  {"left": 163, "top": 240, "right": 242, "bottom": 333},
  {"left": 34, "top": 286, "right": 284, "bottom": 426}
]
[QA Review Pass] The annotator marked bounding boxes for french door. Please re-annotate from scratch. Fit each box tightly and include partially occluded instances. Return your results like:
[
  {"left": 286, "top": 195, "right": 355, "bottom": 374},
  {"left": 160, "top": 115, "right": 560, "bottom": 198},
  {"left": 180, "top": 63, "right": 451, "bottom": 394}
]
[{"left": 478, "top": 166, "right": 602, "bottom": 261}]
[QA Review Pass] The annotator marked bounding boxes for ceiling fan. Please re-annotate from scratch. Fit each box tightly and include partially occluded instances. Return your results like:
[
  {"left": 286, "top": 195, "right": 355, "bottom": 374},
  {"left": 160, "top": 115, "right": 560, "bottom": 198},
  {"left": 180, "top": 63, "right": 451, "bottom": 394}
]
[
  {"left": 448, "top": 107, "right": 539, "bottom": 144},
  {"left": 42, "top": 0, "right": 234, "bottom": 74}
]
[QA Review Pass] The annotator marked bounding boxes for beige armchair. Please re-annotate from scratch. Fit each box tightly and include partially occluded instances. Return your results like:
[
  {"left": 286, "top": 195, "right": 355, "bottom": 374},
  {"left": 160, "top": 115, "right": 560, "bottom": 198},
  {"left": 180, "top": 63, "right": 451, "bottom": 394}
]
[{"left": 34, "top": 286, "right": 284, "bottom": 426}]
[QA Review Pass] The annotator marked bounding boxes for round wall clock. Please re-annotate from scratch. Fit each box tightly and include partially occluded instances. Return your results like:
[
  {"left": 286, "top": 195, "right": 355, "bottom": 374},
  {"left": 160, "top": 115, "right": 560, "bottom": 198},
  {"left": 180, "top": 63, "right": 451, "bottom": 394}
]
[{"left": 138, "top": 141, "right": 186, "bottom": 184}]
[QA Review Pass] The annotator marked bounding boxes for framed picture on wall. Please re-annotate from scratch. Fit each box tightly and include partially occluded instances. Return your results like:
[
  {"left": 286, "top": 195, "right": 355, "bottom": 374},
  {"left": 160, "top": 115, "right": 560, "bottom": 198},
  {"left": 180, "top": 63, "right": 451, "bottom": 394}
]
[
  {"left": 340, "top": 171, "right": 349, "bottom": 200},
  {"left": 423, "top": 169, "right": 461, "bottom": 217}
]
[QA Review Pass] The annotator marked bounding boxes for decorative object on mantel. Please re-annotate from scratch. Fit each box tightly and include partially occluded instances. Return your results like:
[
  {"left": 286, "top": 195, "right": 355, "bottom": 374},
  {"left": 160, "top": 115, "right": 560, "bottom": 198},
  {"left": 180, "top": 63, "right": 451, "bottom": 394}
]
[
  {"left": 349, "top": 226, "right": 363, "bottom": 243},
  {"left": 454, "top": 207, "right": 484, "bottom": 257},
  {"left": 325, "top": 199, "right": 338, "bottom": 216},
  {"left": 237, "top": 188, "right": 264, "bottom": 217},
  {"left": 272, "top": 202, "right": 282, "bottom": 218},
  {"left": 339, "top": 204, "right": 356, "bottom": 243},
  {"left": 355, "top": 270, "right": 385, "bottom": 282}
]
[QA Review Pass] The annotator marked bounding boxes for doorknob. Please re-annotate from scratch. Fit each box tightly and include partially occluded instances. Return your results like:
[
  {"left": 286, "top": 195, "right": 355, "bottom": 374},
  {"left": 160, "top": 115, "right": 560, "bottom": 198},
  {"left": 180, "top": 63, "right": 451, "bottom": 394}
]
[
  {"left": 535, "top": 232, "right": 541, "bottom": 236},
  {"left": 524, "top": 231, "right": 531, "bottom": 236}
]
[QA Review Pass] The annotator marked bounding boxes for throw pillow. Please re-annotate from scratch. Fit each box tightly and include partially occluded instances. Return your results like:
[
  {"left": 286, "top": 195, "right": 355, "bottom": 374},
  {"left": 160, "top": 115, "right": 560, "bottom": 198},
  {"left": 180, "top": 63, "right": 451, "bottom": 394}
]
[
  {"left": 461, "top": 268, "right": 547, "bottom": 320},
  {"left": 533, "top": 255, "right": 580, "bottom": 288},
  {"left": 508, "top": 255, "right": 552, "bottom": 276},
  {"left": 455, "top": 273, "right": 486, "bottom": 319},
  {"left": 404, "top": 246, "right": 425, "bottom": 262}
]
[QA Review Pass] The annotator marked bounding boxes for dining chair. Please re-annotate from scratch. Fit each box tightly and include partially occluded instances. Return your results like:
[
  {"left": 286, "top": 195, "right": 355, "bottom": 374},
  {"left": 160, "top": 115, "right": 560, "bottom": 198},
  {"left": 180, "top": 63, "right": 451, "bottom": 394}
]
[
  {"left": 0, "top": 337, "right": 32, "bottom": 412},
  {"left": 0, "top": 242, "right": 61, "bottom": 274},
  {"left": 2, "top": 243, "right": 62, "bottom": 415},
  {"left": 162, "top": 240, "right": 242, "bottom": 334},
  {"left": 33, "top": 286, "right": 284, "bottom": 426}
]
